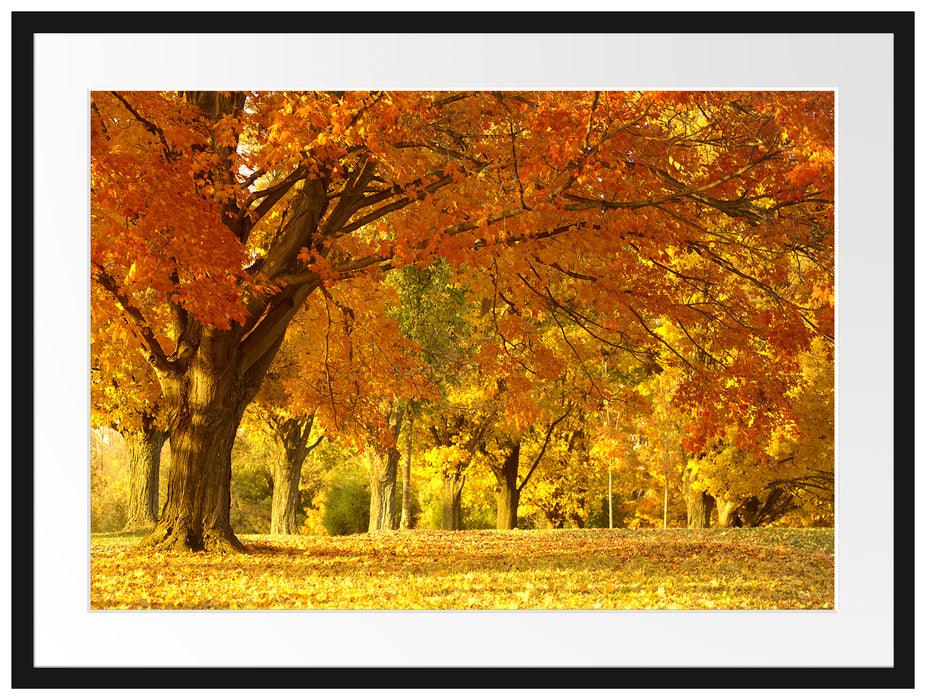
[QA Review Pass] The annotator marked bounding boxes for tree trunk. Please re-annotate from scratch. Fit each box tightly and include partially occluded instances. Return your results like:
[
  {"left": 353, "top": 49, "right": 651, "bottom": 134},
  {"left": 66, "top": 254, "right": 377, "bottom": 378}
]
[
  {"left": 683, "top": 466, "right": 714, "bottom": 529},
  {"left": 368, "top": 405, "right": 405, "bottom": 532},
  {"left": 714, "top": 495, "right": 742, "bottom": 528},
  {"left": 270, "top": 416, "right": 318, "bottom": 535},
  {"left": 441, "top": 469, "right": 466, "bottom": 530},
  {"left": 140, "top": 330, "right": 282, "bottom": 553},
  {"left": 493, "top": 439, "right": 521, "bottom": 530},
  {"left": 368, "top": 445, "right": 403, "bottom": 532},
  {"left": 568, "top": 510, "right": 585, "bottom": 529},
  {"left": 112, "top": 91, "right": 330, "bottom": 553},
  {"left": 270, "top": 451, "right": 303, "bottom": 536},
  {"left": 119, "top": 418, "right": 167, "bottom": 532},
  {"left": 399, "top": 413, "right": 413, "bottom": 530},
  {"left": 492, "top": 413, "right": 570, "bottom": 531}
]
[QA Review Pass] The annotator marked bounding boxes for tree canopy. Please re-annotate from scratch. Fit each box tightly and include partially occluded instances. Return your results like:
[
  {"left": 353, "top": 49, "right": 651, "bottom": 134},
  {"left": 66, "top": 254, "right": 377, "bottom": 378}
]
[{"left": 91, "top": 90, "right": 834, "bottom": 550}]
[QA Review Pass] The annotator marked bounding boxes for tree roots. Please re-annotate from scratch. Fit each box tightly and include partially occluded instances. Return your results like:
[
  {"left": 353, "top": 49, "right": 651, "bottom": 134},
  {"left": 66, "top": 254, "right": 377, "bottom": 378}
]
[{"left": 138, "top": 520, "right": 246, "bottom": 553}]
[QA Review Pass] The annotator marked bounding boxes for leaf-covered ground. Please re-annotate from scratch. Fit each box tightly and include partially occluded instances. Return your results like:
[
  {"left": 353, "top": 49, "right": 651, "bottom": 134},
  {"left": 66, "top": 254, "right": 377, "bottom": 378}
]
[{"left": 90, "top": 528, "right": 834, "bottom": 610}]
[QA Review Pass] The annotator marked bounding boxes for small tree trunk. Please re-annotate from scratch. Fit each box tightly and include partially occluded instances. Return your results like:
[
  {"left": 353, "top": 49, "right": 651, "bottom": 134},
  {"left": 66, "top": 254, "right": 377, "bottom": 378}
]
[
  {"left": 368, "top": 405, "right": 404, "bottom": 532},
  {"left": 399, "top": 413, "right": 413, "bottom": 530},
  {"left": 493, "top": 439, "right": 521, "bottom": 530},
  {"left": 120, "top": 418, "right": 167, "bottom": 532},
  {"left": 441, "top": 469, "right": 466, "bottom": 530},
  {"left": 270, "top": 426, "right": 308, "bottom": 535},
  {"left": 270, "top": 457, "right": 301, "bottom": 535},
  {"left": 568, "top": 510, "right": 585, "bottom": 529},
  {"left": 368, "top": 445, "right": 402, "bottom": 532},
  {"left": 683, "top": 467, "right": 714, "bottom": 529},
  {"left": 270, "top": 416, "right": 317, "bottom": 535},
  {"left": 714, "top": 495, "right": 741, "bottom": 528}
]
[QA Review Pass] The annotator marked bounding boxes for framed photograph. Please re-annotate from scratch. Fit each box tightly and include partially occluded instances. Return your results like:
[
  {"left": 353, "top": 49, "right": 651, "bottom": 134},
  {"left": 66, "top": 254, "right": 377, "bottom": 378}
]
[{"left": 12, "top": 7, "right": 912, "bottom": 691}]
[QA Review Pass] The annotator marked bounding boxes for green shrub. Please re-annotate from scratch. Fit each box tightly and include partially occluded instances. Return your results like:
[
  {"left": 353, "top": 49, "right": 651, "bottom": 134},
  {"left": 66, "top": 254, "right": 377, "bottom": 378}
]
[
  {"left": 585, "top": 496, "right": 630, "bottom": 529},
  {"left": 230, "top": 434, "right": 274, "bottom": 533},
  {"left": 322, "top": 471, "right": 371, "bottom": 536}
]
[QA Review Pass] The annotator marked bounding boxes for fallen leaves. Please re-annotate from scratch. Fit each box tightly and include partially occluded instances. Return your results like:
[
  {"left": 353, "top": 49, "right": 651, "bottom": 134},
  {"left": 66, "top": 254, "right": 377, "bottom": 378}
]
[{"left": 90, "top": 528, "right": 834, "bottom": 610}]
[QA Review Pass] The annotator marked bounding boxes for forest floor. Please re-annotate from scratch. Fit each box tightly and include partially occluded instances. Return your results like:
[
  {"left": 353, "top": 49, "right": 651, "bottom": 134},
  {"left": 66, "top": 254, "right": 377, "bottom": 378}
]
[{"left": 90, "top": 527, "right": 834, "bottom": 610}]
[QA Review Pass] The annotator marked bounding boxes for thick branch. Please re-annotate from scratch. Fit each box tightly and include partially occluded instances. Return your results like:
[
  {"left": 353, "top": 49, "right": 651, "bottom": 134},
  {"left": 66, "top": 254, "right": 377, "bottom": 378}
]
[
  {"left": 91, "top": 263, "right": 175, "bottom": 376},
  {"left": 444, "top": 207, "right": 525, "bottom": 237},
  {"left": 239, "top": 281, "right": 320, "bottom": 373},
  {"left": 246, "top": 165, "right": 309, "bottom": 225},
  {"left": 320, "top": 158, "right": 381, "bottom": 236},
  {"left": 259, "top": 174, "right": 331, "bottom": 280},
  {"left": 337, "top": 172, "right": 456, "bottom": 235}
]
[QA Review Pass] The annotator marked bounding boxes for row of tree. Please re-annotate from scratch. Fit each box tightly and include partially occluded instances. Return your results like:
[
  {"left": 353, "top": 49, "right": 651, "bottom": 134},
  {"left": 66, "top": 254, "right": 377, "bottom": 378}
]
[
  {"left": 91, "top": 90, "right": 834, "bottom": 551},
  {"left": 92, "top": 338, "right": 833, "bottom": 535},
  {"left": 92, "top": 282, "right": 834, "bottom": 536},
  {"left": 91, "top": 366, "right": 833, "bottom": 535}
]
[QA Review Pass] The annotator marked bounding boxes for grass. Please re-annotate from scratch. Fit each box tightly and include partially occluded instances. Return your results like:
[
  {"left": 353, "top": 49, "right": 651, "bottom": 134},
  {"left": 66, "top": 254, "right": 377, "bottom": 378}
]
[{"left": 90, "top": 527, "right": 835, "bottom": 610}]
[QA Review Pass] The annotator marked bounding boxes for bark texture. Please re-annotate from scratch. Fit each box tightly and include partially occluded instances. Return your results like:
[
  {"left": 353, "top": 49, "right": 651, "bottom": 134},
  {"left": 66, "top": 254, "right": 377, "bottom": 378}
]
[
  {"left": 399, "top": 413, "right": 413, "bottom": 530},
  {"left": 714, "top": 495, "right": 742, "bottom": 528},
  {"left": 493, "top": 439, "right": 521, "bottom": 530},
  {"left": 367, "top": 405, "right": 404, "bottom": 532},
  {"left": 119, "top": 417, "right": 167, "bottom": 532},
  {"left": 441, "top": 470, "right": 466, "bottom": 530},
  {"left": 368, "top": 447, "right": 401, "bottom": 532},
  {"left": 140, "top": 329, "right": 284, "bottom": 552},
  {"left": 269, "top": 413, "right": 320, "bottom": 535},
  {"left": 683, "top": 466, "right": 714, "bottom": 529}
]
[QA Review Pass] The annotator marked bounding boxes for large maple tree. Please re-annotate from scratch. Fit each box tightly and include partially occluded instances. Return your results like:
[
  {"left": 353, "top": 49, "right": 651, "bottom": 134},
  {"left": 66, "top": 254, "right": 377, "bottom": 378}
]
[{"left": 91, "top": 90, "right": 833, "bottom": 551}]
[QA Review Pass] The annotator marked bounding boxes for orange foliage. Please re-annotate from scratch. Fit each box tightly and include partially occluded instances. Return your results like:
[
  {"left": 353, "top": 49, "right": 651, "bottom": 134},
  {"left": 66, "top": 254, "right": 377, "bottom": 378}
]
[{"left": 91, "top": 90, "right": 834, "bottom": 516}]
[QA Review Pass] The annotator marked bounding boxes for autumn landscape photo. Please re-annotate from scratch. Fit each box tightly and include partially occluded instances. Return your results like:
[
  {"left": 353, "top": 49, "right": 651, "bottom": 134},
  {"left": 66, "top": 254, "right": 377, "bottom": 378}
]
[{"left": 90, "top": 90, "right": 835, "bottom": 610}]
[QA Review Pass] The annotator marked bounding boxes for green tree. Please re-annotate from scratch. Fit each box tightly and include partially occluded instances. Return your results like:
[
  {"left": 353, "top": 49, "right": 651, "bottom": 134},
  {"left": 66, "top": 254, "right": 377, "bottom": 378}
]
[
  {"left": 321, "top": 459, "right": 371, "bottom": 536},
  {"left": 391, "top": 260, "right": 470, "bottom": 529}
]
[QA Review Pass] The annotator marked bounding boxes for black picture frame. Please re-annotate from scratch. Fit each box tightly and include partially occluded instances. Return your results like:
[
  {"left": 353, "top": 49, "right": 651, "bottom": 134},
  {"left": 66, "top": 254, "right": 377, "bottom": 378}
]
[{"left": 11, "top": 9, "right": 914, "bottom": 691}]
